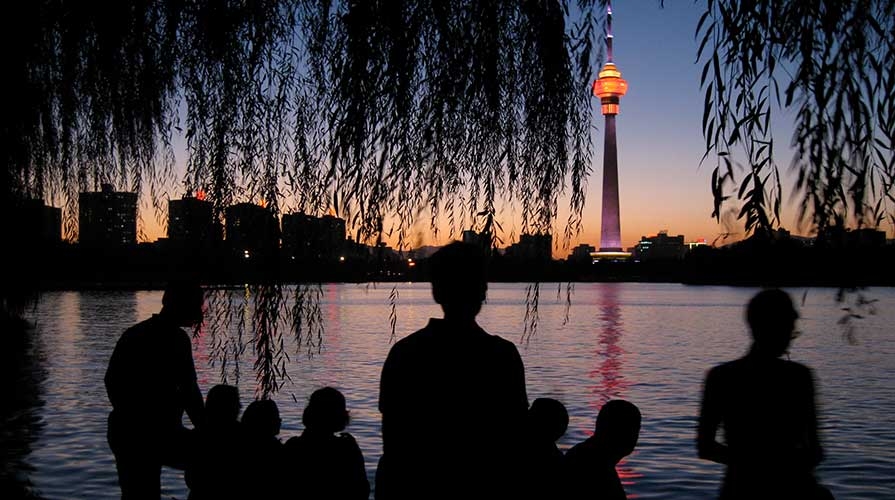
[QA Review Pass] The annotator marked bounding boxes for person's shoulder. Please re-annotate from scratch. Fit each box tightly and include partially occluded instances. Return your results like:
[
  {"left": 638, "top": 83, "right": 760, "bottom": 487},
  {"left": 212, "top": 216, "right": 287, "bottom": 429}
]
[
  {"left": 485, "top": 331, "right": 518, "bottom": 349},
  {"left": 116, "top": 316, "right": 157, "bottom": 347},
  {"left": 388, "top": 323, "right": 438, "bottom": 354},
  {"left": 337, "top": 432, "right": 361, "bottom": 449},
  {"left": 563, "top": 438, "right": 592, "bottom": 464},
  {"left": 781, "top": 359, "right": 815, "bottom": 379},
  {"left": 127, "top": 315, "right": 188, "bottom": 338},
  {"left": 284, "top": 435, "right": 302, "bottom": 448},
  {"left": 708, "top": 358, "right": 744, "bottom": 376},
  {"left": 703, "top": 360, "right": 741, "bottom": 389},
  {"left": 122, "top": 315, "right": 155, "bottom": 335}
]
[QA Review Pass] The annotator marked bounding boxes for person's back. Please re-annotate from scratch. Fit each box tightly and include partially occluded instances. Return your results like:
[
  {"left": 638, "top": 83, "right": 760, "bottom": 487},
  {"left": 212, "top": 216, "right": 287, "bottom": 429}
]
[
  {"left": 705, "top": 356, "right": 817, "bottom": 482},
  {"left": 564, "top": 400, "right": 641, "bottom": 500},
  {"left": 240, "top": 399, "right": 285, "bottom": 499},
  {"left": 106, "top": 315, "right": 197, "bottom": 431},
  {"left": 698, "top": 289, "right": 824, "bottom": 499},
  {"left": 284, "top": 387, "right": 369, "bottom": 500},
  {"left": 377, "top": 242, "right": 528, "bottom": 499},
  {"left": 186, "top": 385, "right": 243, "bottom": 500},
  {"left": 522, "top": 398, "right": 568, "bottom": 500}
]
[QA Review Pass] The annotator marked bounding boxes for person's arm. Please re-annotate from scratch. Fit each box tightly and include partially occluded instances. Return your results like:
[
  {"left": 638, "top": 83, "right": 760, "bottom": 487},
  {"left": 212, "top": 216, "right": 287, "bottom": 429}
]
[
  {"left": 178, "top": 332, "right": 205, "bottom": 428},
  {"left": 105, "top": 335, "right": 126, "bottom": 409},
  {"left": 378, "top": 346, "right": 401, "bottom": 454},
  {"left": 697, "top": 368, "right": 729, "bottom": 464},
  {"left": 507, "top": 342, "right": 529, "bottom": 415},
  {"left": 804, "top": 367, "right": 823, "bottom": 467}
]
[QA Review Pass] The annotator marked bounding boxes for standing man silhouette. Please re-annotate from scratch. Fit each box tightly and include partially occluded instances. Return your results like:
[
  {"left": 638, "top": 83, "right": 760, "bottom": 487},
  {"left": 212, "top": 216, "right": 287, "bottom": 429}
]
[
  {"left": 105, "top": 281, "right": 206, "bottom": 499},
  {"left": 376, "top": 242, "right": 529, "bottom": 500},
  {"left": 698, "top": 288, "right": 827, "bottom": 500}
]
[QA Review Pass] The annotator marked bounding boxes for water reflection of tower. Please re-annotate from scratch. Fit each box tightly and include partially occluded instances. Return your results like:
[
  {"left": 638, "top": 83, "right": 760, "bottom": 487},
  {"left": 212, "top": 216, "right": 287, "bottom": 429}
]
[
  {"left": 589, "top": 283, "right": 627, "bottom": 407},
  {"left": 588, "top": 282, "right": 641, "bottom": 492}
]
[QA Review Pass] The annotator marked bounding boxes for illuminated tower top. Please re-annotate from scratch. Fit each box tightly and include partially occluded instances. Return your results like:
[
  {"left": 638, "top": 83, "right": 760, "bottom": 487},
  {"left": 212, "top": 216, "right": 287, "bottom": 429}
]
[{"left": 592, "top": 2, "right": 628, "bottom": 116}]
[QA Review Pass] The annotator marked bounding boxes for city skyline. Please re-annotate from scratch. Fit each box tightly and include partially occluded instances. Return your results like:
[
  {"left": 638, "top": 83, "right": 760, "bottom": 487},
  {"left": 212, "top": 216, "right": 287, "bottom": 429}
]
[{"left": 42, "top": 3, "right": 895, "bottom": 251}]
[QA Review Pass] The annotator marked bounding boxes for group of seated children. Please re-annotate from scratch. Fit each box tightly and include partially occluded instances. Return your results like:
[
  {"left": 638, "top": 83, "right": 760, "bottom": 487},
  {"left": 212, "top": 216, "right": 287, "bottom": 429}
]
[
  {"left": 186, "top": 384, "right": 639, "bottom": 500},
  {"left": 185, "top": 386, "right": 369, "bottom": 500},
  {"left": 525, "top": 398, "right": 641, "bottom": 500}
]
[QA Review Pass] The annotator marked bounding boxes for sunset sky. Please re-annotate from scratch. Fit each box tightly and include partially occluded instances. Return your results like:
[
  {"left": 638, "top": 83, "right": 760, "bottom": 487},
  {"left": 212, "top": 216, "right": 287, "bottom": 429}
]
[{"left": 137, "top": 2, "right": 878, "bottom": 253}]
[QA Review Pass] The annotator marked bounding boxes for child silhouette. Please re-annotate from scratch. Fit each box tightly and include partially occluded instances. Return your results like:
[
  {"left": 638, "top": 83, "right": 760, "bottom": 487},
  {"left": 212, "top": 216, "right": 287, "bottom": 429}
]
[{"left": 284, "top": 387, "right": 369, "bottom": 500}]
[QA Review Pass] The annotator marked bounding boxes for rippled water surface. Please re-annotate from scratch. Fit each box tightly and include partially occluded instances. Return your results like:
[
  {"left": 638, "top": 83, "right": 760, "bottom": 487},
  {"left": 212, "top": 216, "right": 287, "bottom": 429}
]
[{"left": 10, "top": 283, "right": 895, "bottom": 498}]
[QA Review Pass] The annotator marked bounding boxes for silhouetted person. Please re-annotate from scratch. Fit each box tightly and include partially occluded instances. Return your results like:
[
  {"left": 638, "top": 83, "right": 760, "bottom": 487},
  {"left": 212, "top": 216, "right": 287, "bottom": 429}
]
[
  {"left": 698, "top": 289, "right": 827, "bottom": 499},
  {"left": 186, "top": 385, "right": 243, "bottom": 500},
  {"left": 564, "top": 399, "right": 641, "bottom": 500},
  {"left": 105, "top": 280, "right": 205, "bottom": 499},
  {"left": 284, "top": 387, "right": 369, "bottom": 500},
  {"left": 376, "top": 242, "right": 529, "bottom": 500},
  {"left": 240, "top": 399, "right": 285, "bottom": 498},
  {"left": 523, "top": 397, "right": 569, "bottom": 500}
]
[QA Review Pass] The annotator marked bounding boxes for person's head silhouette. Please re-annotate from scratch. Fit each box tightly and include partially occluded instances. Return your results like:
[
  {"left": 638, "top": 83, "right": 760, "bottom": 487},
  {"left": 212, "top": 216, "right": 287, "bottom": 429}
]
[
  {"left": 303, "top": 387, "right": 349, "bottom": 434},
  {"left": 160, "top": 280, "right": 204, "bottom": 327},
  {"left": 746, "top": 288, "right": 799, "bottom": 358},
  {"left": 242, "top": 399, "right": 281, "bottom": 438},
  {"left": 428, "top": 242, "right": 487, "bottom": 321},
  {"left": 206, "top": 384, "right": 241, "bottom": 426},
  {"left": 528, "top": 397, "right": 569, "bottom": 443},
  {"left": 594, "top": 399, "right": 641, "bottom": 463}
]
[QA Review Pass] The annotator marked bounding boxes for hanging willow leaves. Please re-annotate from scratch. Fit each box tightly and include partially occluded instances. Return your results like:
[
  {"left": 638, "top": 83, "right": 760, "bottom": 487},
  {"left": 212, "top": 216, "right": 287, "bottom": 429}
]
[
  {"left": 5, "top": 0, "right": 607, "bottom": 246},
  {"left": 699, "top": 0, "right": 895, "bottom": 236},
  {"left": 3, "top": 1, "right": 611, "bottom": 396}
]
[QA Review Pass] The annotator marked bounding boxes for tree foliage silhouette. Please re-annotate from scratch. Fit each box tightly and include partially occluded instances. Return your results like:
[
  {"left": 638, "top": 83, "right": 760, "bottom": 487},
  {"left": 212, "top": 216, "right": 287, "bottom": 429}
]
[
  {"left": 3, "top": 0, "right": 605, "bottom": 396},
  {"left": 698, "top": 0, "right": 895, "bottom": 236},
  {"left": 4, "top": 0, "right": 601, "bottom": 245}
]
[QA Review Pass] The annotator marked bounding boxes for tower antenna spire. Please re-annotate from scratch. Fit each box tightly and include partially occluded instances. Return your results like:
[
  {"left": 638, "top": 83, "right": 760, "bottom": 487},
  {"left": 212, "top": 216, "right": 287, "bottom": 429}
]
[{"left": 606, "top": 0, "right": 614, "bottom": 62}]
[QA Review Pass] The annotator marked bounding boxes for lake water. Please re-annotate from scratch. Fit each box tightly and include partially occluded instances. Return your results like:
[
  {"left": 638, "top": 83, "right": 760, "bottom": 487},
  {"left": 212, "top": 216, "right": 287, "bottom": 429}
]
[{"left": 6, "top": 283, "right": 895, "bottom": 499}]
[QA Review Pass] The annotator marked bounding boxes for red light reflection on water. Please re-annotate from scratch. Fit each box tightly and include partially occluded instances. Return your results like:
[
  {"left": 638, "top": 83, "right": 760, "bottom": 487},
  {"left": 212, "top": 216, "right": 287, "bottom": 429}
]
[
  {"left": 588, "top": 283, "right": 629, "bottom": 408},
  {"left": 588, "top": 283, "right": 639, "bottom": 492}
]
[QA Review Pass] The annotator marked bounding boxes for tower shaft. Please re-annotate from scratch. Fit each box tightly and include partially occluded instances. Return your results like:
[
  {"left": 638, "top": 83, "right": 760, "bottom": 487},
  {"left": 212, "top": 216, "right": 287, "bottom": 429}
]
[{"left": 599, "top": 114, "right": 622, "bottom": 252}]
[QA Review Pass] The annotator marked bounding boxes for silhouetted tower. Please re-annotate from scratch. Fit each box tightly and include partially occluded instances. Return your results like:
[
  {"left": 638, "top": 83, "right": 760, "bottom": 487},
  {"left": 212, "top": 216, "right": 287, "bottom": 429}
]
[{"left": 592, "top": 1, "right": 628, "bottom": 255}]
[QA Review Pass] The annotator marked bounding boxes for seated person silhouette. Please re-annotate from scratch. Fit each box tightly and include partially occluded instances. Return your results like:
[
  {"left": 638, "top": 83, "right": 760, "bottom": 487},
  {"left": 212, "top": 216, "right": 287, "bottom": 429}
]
[
  {"left": 186, "top": 384, "right": 243, "bottom": 500},
  {"left": 376, "top": 242, "right": 529, "bottom": 500},
  {"left": 564, "top": 399, "right": 641, "bottom": 500},
  {"left": 105, "top": 280, "right": 206, "bottom": 499},
  {"left": 698, "top": 288, "right": 827, "bottom": 500},
  {"left": 523, "top": 397, "right": 569, "bottom": 500},
  {"left": 283, "top": 387, "right": 370, "bottom": 500},
  {"left": 240, "top": 399, "right": 285, "bottom": 498}
]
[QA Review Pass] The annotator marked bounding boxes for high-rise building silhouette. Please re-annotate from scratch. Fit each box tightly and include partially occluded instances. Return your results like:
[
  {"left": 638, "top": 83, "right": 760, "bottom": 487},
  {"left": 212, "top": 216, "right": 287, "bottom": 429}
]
[
  {"left": 505, "top": 233, "right": 553, "bottom": 264},
  {"left": 78, "top": 184, "right": 137, "bottom": 246},
  {"left": 23, "top": 199, "right": 62, "bottom": 244},
  {"left": 592, "top": 1, "right": 629, "bottom": 259},
  {"left": 633, "top": 231, "right": 687, "bottom": 261},
  {"left": 225, "top": 202, "right": 280, "bottom": 258},
  {"left": 168, "top": 193, "right": 221, "bottom": 246},
  {"left": 281, "top": 212, "right": 346, "bottom": 261}
]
